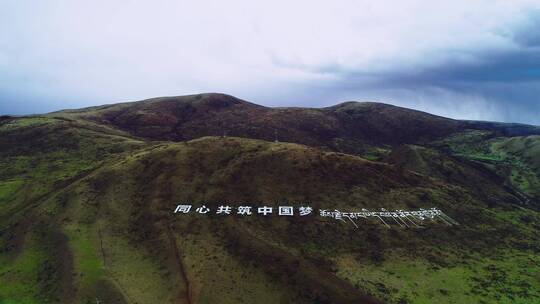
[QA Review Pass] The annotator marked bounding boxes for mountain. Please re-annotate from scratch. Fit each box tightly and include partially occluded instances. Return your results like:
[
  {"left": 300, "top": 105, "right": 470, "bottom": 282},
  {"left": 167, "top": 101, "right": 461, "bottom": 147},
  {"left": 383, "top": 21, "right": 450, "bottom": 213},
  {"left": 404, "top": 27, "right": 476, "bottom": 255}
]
[
  {"left": 46, "top": 93, "right": 506, "bottom": 148},
  {"left": 1, "top": 94, "right": 539, "bottom": 304}
]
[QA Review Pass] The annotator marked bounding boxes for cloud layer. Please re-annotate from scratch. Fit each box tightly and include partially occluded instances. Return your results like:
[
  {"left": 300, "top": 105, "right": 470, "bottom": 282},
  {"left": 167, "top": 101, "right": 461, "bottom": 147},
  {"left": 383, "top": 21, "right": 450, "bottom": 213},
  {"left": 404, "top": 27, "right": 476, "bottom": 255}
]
[{"left": 1, "top": 0, "right": 539, "bottom": 124}]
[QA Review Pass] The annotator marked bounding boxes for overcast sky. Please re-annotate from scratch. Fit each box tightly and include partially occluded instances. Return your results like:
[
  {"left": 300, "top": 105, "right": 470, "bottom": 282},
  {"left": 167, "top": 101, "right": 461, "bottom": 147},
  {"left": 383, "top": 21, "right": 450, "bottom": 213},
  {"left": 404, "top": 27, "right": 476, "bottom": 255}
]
[{"left": 1, "top": 1, "right": 539, "bottom": 124}]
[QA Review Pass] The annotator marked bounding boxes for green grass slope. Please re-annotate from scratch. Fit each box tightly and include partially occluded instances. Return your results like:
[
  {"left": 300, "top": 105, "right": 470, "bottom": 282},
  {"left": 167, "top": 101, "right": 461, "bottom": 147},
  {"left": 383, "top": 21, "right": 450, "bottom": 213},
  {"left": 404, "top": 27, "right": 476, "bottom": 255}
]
[
  {"left": 0, "top": 116, "right": 149, "bottom": 303},
  {"left": 2, "top": 96, "right": 540, "bottom": 303},
  {"left": 434, "top": 130, "right": 540, "bottom": 207},
  {"left": 1, "top": 114, "right": 539, "bottom": 303}
]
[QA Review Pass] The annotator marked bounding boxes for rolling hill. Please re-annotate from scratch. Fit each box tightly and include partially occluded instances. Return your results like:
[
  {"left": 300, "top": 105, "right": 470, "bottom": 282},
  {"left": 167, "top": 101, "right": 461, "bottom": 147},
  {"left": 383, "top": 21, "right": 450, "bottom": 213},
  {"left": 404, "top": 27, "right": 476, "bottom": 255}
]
[{"left": 1, "top": 94, "right": 539, "bottom": 304}]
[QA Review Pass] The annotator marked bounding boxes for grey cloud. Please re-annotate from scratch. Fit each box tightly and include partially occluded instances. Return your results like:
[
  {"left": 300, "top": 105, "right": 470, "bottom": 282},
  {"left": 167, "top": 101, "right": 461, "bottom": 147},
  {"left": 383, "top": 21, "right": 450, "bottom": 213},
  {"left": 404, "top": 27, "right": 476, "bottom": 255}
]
[
  {"left": 512, "top": 9, "right": 540, "bottom": 47},
  {"left": 317, "top": 39, "right": 540, "bottom": 125},
  {"left": 1, "top": 1, "right": 540, "bottom": 125}
]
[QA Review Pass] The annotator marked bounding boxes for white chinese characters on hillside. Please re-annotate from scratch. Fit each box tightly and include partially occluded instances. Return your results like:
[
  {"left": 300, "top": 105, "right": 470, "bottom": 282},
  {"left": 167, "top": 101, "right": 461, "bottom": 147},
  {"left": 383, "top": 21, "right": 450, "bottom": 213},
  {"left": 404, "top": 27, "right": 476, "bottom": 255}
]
[
  {"left": 173, "top": 204, "right": 312, "bottom": 216},
  {"left": 172, "top": 203, "right": 458, "bottom": 229}
]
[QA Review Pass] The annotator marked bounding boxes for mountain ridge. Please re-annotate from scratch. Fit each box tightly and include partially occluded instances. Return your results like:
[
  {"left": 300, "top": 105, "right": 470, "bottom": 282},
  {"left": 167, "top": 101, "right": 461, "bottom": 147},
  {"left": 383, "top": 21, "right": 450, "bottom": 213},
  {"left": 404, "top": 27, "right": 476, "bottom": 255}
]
[
  {"left": 1, "top": 94, "right": 539, "bottom": 303},
  {"left": 39, "top": 94, "right": 538, "bottom": 156}
]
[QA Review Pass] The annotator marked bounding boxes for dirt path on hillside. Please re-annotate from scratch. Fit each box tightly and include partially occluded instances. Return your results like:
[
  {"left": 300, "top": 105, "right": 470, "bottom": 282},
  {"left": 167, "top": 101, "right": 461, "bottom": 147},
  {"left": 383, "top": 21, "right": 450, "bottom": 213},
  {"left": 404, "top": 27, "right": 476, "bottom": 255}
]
[{"left": 166, "top": 224, "right": 193, "bottom": 304}]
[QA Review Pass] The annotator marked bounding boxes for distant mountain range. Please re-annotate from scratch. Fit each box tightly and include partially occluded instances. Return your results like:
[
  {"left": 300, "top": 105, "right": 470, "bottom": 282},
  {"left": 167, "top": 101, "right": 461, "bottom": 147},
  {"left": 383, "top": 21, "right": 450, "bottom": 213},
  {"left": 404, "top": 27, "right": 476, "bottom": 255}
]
[{"left": 1, "top": 93, "right": 539, "bottom": 303}]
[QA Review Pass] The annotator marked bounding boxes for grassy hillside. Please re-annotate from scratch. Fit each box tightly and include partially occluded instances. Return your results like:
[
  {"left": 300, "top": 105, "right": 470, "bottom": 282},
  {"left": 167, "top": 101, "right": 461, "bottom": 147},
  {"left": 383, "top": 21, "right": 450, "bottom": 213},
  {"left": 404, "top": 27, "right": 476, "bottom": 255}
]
[
  {"left": 433, "top": 130, "right": 540, "bottom": 206},
  {"left": 1, "top": 96, "right": 540, "bottom": 303}
]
